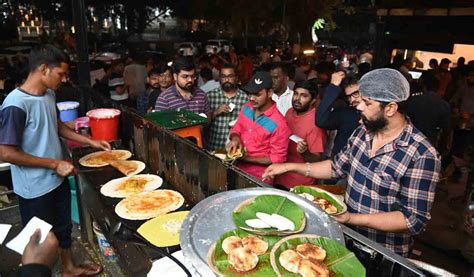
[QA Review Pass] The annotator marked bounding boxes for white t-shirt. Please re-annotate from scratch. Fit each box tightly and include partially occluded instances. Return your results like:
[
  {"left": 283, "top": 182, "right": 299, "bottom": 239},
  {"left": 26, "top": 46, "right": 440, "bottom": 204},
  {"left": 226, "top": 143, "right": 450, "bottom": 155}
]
[{"left": 272, "top": 86, "right": 294, "bottom": 116}]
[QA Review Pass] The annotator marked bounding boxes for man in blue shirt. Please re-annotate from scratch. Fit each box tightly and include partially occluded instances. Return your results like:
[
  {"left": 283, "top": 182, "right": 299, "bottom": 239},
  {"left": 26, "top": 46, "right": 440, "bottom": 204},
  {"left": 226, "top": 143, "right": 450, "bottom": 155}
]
[
  {"left": 316, "top": 71, "right": 360, "bottom": 157},
  {"left": 0, "top": 45, "right": 110, "bottom": 276}
]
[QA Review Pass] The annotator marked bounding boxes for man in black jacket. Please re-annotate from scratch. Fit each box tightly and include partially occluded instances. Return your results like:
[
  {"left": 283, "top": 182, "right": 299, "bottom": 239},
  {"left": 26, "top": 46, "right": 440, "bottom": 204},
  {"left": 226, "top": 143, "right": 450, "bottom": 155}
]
[{"left": 316, "top": 71, "right": 360, "bottom": 157}]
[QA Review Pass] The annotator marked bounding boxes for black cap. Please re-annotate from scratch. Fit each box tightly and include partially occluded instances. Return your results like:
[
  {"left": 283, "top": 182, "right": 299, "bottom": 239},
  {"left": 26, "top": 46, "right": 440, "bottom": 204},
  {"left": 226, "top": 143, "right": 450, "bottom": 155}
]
[{"left": 242, "top": 71, "right": 272, "bottom": 94}]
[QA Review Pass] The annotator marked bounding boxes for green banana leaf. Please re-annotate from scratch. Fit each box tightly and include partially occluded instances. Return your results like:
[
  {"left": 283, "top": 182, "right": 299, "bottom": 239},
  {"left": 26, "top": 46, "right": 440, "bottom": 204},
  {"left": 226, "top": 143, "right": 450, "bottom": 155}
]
[
  {"left": 291, "top": 186, "right": 345, "bottom": 214},
  {"left": 232, "top": 195, "right": 305, "bottom": 235},
  {"left": 211, "top": 229, "right": 281, "bottom": 276},
  {"left": 271, "top": 235, "right": 365, "bottom": 277}
]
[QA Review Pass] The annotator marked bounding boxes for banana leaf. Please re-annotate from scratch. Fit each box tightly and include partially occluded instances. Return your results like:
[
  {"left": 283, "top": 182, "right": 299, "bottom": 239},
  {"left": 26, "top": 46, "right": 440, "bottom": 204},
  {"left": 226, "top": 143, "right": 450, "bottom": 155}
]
[
  {"left": 270, "top": 234, "right": 365, "bottom": 277},
  {"left": 291, "top": 186, "right": 347, "bottom": 215},
  {"left": 209, "top": 229, "right": 281, "bottom": 276},
  {"left": 232, "top": 195, "right": 305, "bottom": 235}
]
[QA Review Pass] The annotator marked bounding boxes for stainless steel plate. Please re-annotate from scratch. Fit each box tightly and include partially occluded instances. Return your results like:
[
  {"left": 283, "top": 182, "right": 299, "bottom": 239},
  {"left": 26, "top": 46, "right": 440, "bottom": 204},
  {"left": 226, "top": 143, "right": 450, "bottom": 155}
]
[{"left": 180, "top": 187, "right": 345, "bottom": 276}]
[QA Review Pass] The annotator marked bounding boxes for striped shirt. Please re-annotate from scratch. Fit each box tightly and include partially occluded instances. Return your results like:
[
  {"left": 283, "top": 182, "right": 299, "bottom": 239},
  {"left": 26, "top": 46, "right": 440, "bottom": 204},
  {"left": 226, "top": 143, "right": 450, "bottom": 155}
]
[
  {"left": 154, "top": 85, "right": 210, "bottom": 114},
  {"left": 332, "top": 120, "right": 440, "bottom": 257}
]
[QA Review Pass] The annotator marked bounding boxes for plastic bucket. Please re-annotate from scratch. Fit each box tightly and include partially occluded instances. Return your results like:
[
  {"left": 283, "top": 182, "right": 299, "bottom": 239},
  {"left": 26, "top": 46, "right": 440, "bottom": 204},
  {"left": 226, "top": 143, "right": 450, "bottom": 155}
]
[
  {"left": 57, "top": 101, "right": 79, "bottom": 122},
  {"left": 86, "top": 108, "right": 121, "bottom": 141},
  {"left": 92, "top": 222, "right": 117, "bottom": 260},
  {"left": 68, "top": 176, "right": 79, "bottom": 224}
]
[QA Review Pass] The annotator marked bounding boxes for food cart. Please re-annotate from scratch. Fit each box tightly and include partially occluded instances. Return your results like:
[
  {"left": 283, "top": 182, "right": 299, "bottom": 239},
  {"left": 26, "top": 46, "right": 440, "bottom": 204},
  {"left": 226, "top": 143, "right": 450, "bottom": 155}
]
[{"left": 71, "top": 99, "right": 427, "bottom": 276}]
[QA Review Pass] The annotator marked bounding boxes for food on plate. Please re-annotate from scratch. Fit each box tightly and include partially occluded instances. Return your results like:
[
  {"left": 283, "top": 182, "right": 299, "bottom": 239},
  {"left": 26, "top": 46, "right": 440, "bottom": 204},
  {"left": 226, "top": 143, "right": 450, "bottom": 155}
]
[
  {"left": 222, "top": 236, "right": 243, "bottom": 255},
  {"left": 271, "top": 213, "right": 296, "bottom": 231},
  {"left": 100, "top": 174, "right": 162, "bottom": 198},
  {"left": 228, "top": 247, "right": 259, "bottom": 272},
  {"left": 255, "top": 212, "right": 275, "bottom": 227},
  {"left": 298, "top": 259, "right": 329, "bottom": 277},
  {"left": 233, "top": 195, "right": 306, "bottom": 235},
  {"left": 245, "top": 218, "right": 271, "bottom": 229},
  {"left": 291, "top": 186, "right": 346, "bottom": 215},
  {"left": 298, "top": 192, "right": 315, "bottom": 201},
  {"left": 115, "top": 190, "right": 184, "bottom": 220},
  {"left": 251, "top": 212, "right": 296, "bottom": 231},
  {"left": 109, "top": 160, "right": 145, "bottom": 176},
  {"left": 79, "top": 150, "right": 131, "bottom": 167},
  {"left": 279, "top": 249, "right": 302, "bottom": 273},
  {"left": 278, "top": 243, "right": 329, "bottom": 277},
  {"left": 270, "top": 234, "right": 366, "bottom": 277},
  {"left": 241, "top": 236, "right": 268, "bottom": 255},
  {"left": 296, "top": 243, "right": 327, "bottom": 262},
  {"left": 314, "top": 197, "right": 338, "bottom": 215},
  {"left": 115, "top": 176, "right": 149, "bottom": 192}
]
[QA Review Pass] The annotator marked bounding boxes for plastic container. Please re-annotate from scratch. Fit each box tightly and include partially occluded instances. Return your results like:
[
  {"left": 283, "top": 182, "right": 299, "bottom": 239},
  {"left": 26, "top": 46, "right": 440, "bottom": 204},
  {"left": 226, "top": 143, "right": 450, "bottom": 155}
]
[
  {"left": 86, "top": 108, "right": 121, "bottom": 141},
  {"left": 75, "top": 117, "right": 90, "bottom": 133},
  {"left": 68, "top": 176, "right": 79, "bottom": 224},
  {"left": 93, "top": 221, "right": 117, "bottom": 260},
  {"left": 57, "top": 101, "right": 80, "bottom": 122}
]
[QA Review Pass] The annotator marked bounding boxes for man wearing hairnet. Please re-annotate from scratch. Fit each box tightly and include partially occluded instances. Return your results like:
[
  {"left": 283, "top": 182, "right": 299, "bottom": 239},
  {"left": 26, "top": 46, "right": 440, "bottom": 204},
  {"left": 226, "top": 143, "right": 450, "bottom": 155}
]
[{"left": 263, "top": 68, "right": 441, "bottom": 257}]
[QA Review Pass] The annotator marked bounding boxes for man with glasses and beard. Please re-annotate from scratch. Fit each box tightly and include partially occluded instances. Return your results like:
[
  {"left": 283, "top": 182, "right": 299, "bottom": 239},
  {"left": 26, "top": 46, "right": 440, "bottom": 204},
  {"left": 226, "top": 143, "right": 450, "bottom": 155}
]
[
  {"left": 316, "top": 71, "right": 361, "bottom": 157},
  {"left": 263, "top": 69, "right": 441, "bottom": 258},
  {"left": 275, "top": 80, "right": 326, "bottom": 189},
  {"left": 154, "top": 57, "right": 211, "bottom": 117},
  {"left": 206, "top": 64, "right": 248, "bottom": 150}
]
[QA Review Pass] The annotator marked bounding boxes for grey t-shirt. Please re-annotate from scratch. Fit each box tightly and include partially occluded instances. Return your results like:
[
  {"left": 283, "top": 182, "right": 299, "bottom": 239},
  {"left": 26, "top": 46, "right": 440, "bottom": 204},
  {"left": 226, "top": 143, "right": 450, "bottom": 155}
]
[{"left": 0, "top": 88, "right": 63, "bottom": 199}]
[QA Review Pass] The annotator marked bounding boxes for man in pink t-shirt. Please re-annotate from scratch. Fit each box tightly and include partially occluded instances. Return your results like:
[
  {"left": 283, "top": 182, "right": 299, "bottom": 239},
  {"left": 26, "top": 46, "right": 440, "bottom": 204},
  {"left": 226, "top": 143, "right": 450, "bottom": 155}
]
[
  {"left": 227, "top": 72, "right": 291, "bottom": 184},
  {"left": 276, "top": 80, "right": 326, "bottom": 189}
]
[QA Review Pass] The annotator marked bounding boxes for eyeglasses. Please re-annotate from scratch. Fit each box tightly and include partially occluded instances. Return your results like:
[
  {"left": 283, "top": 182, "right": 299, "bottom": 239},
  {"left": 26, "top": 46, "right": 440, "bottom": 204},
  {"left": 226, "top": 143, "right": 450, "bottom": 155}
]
[
  {"left": 220, "top": 74, "right": 236, "bottom": 80},
  {"left": 159, "top": 74, "right": 172, "bottom": 79},
  {"left": 346, "top": 90, "right": 360, "bottom": 99}
]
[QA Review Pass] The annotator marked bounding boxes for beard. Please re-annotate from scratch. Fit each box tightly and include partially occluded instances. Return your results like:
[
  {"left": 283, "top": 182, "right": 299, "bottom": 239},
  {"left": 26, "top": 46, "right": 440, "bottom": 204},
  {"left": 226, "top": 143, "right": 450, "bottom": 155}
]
[
  {"left": 361, "top": 113, "right": 388, "bottom": 132},
  {"left": 222, "top": 82, "right": 237, "bottom": 92},
  {"left": 178, "top": 81, "right": 194, "bottom": 92},
  {"left": 150, "top": 83, "right": 160, "bottom": 89},
  {"left": 292, "top": 101, "right": 311, "bottom": 113}
]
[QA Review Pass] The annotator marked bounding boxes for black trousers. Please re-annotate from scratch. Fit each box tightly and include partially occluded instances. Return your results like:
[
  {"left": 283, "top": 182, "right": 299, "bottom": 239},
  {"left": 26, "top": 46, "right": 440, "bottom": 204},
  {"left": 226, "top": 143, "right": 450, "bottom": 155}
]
[{"left": 18, "top": 180, "right": 72, "bottom": 249}]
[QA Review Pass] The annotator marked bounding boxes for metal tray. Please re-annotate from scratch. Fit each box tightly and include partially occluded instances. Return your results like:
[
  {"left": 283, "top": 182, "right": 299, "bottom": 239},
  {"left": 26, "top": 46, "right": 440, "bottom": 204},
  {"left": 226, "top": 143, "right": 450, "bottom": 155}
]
[{"left": 180, "top": 187, "right": 345, "bottom": 276}]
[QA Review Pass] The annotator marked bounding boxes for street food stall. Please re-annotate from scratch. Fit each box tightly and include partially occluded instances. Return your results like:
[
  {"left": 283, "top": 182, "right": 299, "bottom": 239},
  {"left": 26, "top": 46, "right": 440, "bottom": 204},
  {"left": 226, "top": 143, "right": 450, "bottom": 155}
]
[{"left": 71, "top": 98, "right": 427, "bottom": 276}]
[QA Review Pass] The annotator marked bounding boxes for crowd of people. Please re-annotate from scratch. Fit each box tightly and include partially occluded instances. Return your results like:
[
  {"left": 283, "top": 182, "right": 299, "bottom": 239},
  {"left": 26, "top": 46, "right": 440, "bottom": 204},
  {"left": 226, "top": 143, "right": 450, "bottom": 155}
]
[{"left": 1, "top": 43, "right": 473, "bottom": 274}]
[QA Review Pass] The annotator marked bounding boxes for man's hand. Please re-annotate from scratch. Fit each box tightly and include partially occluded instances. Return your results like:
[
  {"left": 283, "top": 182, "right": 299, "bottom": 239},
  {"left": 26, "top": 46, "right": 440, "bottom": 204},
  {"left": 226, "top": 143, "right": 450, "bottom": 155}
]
[
  {"left": 89, "top": 140, "right": 111, "bottom": 151},
  {"left": 226, "top": 136, "right": 242, "bottom": 154},
  {"left": 262, "top": 163, "right": 289, "bottom": 180},
  {"left": 296, "top": 141, "right": 308, "bottom": 154},
  {"left": 213, "top": 104, "right": 230, "bottom": 118},
  {"left": 53, "top": 160, "right": 74, "bottom": 177},
  {"left": 22, "top": 229, "right": 59, "bottom": 269},
  {"left": 330, "top": 71, "right": 345, "bottom": 87},
  {"left": 332, "top": 212, "right": 351, "bottom": 224}
]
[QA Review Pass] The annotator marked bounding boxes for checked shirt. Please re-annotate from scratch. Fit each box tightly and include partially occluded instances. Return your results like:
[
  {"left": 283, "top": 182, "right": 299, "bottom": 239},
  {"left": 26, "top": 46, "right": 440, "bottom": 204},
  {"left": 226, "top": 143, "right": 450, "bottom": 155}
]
[
  {"left": 206, "top": 88, "right": 248, "bottom": 150},
  {"left": 332, "top": 119, "right": 441, "bottom": 257}
]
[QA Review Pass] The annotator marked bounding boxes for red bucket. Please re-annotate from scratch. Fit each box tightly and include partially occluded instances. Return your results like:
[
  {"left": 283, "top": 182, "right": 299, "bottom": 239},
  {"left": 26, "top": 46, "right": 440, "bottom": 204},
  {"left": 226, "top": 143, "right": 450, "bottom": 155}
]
[{"left": 86, "top": 109, "right": 121, "bottom": 141}]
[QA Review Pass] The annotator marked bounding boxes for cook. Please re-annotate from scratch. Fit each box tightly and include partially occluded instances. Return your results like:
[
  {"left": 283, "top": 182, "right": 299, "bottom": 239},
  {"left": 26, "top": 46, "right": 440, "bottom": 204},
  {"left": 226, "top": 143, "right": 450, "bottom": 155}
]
[{"left": 263, "top": 68, "right": 441, "bottom": 257}]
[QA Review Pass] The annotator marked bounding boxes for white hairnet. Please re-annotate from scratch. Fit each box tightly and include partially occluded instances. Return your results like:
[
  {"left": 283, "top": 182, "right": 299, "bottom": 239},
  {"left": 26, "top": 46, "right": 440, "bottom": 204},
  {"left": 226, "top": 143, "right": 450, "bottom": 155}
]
[{"left": 359, "top": 68, "right": 410, "bottom": 103}]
